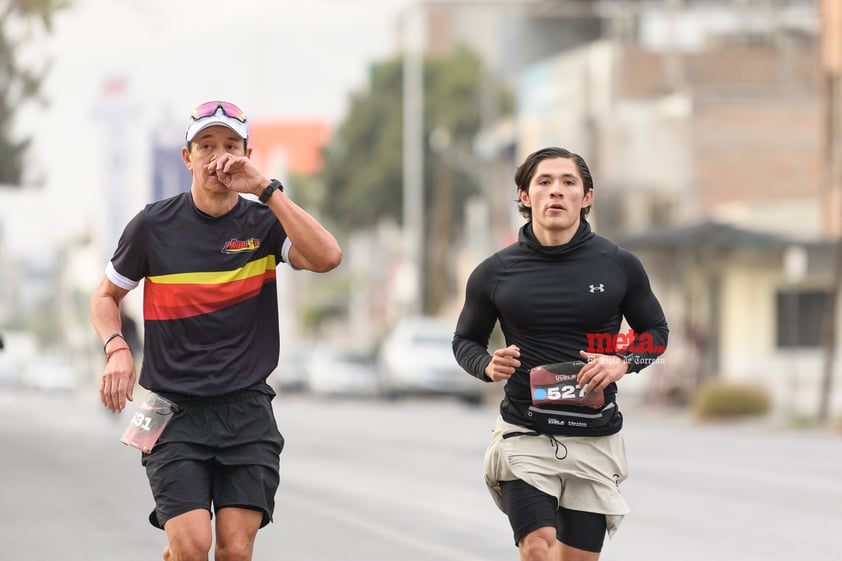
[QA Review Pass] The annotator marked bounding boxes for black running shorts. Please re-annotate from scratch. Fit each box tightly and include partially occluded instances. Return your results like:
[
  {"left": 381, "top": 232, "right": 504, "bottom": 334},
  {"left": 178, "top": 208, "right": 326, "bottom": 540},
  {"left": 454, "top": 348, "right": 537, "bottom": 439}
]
[
  {"left": 141, "top": 390, "right": 284, "bottom": 530},
  {"left": 500, "top": 479, "right": 607, "bottom": 552}
]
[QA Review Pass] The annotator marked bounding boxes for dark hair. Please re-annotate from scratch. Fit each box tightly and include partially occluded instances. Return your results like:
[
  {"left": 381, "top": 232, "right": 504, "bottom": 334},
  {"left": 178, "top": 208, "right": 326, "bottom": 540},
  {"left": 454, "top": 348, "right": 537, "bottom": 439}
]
[{"left": 514, "top": 147, "right": 593, "bottom": 221}]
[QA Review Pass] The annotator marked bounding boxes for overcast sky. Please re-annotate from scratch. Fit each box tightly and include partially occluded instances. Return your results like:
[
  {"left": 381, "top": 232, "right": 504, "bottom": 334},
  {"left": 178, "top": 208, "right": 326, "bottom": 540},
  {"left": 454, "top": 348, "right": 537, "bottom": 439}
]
[{"left": 39, "top": 0, "right": 411, "bottom": 120}]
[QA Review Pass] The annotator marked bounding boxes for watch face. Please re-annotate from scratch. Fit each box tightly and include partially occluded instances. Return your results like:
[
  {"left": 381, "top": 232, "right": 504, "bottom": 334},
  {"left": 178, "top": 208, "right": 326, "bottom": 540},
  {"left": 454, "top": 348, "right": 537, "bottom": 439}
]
[
  {"left": 260, "top": 179, "right": 284, "bottom": 203},
  {"left": 259, "top": 184, "right": 275, "bottom": 203}
]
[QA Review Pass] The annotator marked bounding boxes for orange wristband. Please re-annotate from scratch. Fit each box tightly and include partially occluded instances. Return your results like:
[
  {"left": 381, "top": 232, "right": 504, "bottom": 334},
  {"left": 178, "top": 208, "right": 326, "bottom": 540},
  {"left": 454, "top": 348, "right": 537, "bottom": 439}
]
[{"left": 106, "top": 347, "right": 130, "bottom": 362}]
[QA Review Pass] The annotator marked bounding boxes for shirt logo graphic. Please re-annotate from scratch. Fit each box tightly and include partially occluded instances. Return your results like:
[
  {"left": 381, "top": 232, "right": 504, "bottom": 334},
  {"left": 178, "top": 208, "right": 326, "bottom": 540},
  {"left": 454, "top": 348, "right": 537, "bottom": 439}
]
[
  {"left": 589, "top": 283, "right": 605, "bottom": 293},
  {"left": 221, "top": 238, "right": 261, "bottom": 254}
]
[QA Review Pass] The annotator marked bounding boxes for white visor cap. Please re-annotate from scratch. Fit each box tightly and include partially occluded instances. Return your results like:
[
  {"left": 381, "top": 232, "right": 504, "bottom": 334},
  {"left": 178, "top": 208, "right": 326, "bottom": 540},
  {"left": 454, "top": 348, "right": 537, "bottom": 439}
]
[{"left": 185, "top": 108, "right": 248, "bottom": 142}]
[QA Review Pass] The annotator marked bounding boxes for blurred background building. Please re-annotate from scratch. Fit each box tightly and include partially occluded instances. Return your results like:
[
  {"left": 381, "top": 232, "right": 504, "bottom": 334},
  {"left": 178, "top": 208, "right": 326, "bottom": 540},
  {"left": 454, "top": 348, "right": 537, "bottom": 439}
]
[{"left": 0, "top": 0, "right": 840, "bottom": 422}]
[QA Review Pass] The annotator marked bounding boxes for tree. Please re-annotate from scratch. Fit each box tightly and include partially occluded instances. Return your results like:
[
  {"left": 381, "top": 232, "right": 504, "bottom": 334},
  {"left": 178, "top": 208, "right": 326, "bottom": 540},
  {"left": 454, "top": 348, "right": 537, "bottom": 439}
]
[
  {"left": 319, "top": 45, "right": 512, "bottom": 313},
  {"left": 0, "top": 0, "right": 69, "bottom": 186}
]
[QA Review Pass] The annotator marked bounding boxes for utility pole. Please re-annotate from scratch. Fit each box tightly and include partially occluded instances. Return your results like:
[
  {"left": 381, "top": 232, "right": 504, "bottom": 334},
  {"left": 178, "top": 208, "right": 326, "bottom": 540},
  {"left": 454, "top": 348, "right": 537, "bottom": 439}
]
[{"left": 818, "top": 0, "right": 842, "bottom": 423}]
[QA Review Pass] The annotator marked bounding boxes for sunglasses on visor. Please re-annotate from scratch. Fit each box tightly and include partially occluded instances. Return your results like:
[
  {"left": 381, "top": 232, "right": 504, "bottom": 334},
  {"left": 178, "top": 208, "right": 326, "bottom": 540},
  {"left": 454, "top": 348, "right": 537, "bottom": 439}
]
[{"left": 190, "top": 101, "right": 247, "bottom": 123}]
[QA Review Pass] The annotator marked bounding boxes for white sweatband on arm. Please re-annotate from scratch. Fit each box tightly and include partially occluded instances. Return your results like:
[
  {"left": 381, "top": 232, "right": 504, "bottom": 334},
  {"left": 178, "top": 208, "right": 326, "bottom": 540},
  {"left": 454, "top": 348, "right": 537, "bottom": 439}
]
[
  {"left": 106, "top": 262, "right": 140, "bottom": 290},
  {"left": 281, "top": 238, "right": 301, "bottom": 270}
]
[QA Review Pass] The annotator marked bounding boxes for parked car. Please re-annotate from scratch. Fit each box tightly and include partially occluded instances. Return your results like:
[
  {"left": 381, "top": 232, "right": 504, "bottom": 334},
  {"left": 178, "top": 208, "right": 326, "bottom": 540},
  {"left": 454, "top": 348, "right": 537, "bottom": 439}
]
[
  {"left": 0, "top": 330, "right": 37, "bottom": 388},
  {"left": 24, "top": 357, "right": 80, "bottom": 392},
  {"left": 307, "top": 348, "right": 379, "bottom": 397},
  {"left": 270, "top": 346, "right": 314, "bottom": 395},
  {"left": 377, "top": 316, "right": 484, "bottom": 405}
]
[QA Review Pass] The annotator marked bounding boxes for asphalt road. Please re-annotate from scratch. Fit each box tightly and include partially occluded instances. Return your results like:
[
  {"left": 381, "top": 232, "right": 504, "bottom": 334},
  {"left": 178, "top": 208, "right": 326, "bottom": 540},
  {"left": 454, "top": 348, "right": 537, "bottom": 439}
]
[{"left": 2, "top": 388, "right": 840, "bottom": 561}]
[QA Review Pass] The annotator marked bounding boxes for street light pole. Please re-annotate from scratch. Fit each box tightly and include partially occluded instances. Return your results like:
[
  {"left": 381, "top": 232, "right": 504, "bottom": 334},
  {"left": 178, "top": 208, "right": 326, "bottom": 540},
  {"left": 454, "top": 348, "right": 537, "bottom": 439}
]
[
  {"left": 399, "top": 0, "right": 549, "bottom": 318},
  {"left": 402, "top": 4, "right": 425, "bottom": 317}
]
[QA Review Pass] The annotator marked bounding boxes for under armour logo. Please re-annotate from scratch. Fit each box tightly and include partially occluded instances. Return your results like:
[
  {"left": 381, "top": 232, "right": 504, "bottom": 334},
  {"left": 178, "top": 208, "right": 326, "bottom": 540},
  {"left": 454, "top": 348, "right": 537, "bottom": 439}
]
[{"left": 589, "top": 284, "right": 605, "bottom": 293}]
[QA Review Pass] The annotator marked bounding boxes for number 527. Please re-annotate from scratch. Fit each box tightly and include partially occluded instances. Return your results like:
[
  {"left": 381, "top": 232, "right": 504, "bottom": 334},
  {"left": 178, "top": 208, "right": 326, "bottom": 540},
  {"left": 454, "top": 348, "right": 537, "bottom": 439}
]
[{"left": 547, "top": 385, "right": 586, "bottom": 400}]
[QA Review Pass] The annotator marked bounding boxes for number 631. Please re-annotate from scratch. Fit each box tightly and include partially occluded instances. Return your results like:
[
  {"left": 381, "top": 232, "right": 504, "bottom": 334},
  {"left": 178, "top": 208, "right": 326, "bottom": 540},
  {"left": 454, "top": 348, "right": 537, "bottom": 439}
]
[{"left": 130, "top": 412, "right": 152, "bottom": 431}]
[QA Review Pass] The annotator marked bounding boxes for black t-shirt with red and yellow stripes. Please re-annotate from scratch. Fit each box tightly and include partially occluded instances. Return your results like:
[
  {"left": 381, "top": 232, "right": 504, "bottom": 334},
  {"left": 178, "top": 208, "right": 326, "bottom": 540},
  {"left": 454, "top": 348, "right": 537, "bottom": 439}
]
[{"left": 106, "top": 192, "right": 291, "bottom": 399}]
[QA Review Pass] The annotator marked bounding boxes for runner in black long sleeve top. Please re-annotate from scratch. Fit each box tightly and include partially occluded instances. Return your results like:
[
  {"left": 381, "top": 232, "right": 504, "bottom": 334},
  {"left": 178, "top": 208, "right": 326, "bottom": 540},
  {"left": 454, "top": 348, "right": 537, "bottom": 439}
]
[
  {"left": 452, "top": 147, "right": 668, "bottom": 560},
  {"left": 453, "top": 219, "right": 668, "bottom": 436}
]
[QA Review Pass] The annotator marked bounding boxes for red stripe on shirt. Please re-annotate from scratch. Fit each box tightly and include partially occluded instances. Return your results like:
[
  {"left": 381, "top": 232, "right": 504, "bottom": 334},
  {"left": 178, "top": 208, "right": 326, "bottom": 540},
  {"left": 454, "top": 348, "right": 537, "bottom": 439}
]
[{"left": 143, "top": 269, "right": 277, "bottom": 321}]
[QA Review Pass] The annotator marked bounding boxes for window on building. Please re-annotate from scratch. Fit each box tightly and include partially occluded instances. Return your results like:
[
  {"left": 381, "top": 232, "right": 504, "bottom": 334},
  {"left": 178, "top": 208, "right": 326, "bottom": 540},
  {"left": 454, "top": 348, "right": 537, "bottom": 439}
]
[{"left": 776, "top": 289, "right": 832, "bottom": 348}]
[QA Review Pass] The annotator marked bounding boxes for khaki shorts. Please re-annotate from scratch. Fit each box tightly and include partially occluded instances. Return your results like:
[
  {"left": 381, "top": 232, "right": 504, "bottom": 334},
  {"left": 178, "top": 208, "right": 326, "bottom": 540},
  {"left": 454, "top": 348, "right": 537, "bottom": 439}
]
[{"left": 483, "top": 416, "right": 630, "bottom": 538}]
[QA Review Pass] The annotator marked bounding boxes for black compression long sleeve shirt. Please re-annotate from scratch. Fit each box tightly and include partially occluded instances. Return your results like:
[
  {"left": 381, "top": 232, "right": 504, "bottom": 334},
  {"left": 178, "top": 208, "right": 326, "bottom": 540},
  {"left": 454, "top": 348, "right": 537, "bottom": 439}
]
[{"left": 453, "top": 220, "right": 668, "bottom": 436}]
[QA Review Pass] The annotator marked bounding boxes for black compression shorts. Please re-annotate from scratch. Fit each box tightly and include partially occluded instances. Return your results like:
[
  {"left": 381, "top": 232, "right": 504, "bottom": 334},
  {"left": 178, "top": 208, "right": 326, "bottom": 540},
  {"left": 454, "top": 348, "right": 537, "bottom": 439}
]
[
  {"left": 141, "top": 390, "right": 284, "bottom": 529},
  {"left": 500, "top": 479, "right": 607, "bottom": 552}
]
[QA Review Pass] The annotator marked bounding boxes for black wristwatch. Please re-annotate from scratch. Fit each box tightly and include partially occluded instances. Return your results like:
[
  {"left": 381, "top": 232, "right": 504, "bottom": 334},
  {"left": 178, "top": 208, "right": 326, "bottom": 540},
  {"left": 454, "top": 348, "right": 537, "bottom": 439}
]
[
  {"left": 258, "top": 179, "right": 283, "bottom": 204},
  {"left": 617, "top": 352, "right": 636, "bottom": 373}
]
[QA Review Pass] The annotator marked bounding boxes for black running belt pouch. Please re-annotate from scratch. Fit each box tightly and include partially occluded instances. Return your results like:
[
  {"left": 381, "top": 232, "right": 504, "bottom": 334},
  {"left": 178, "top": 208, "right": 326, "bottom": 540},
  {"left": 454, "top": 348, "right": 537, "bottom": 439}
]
[{"left": 526, "top": 361, "right": 614, "bottom": 432}]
